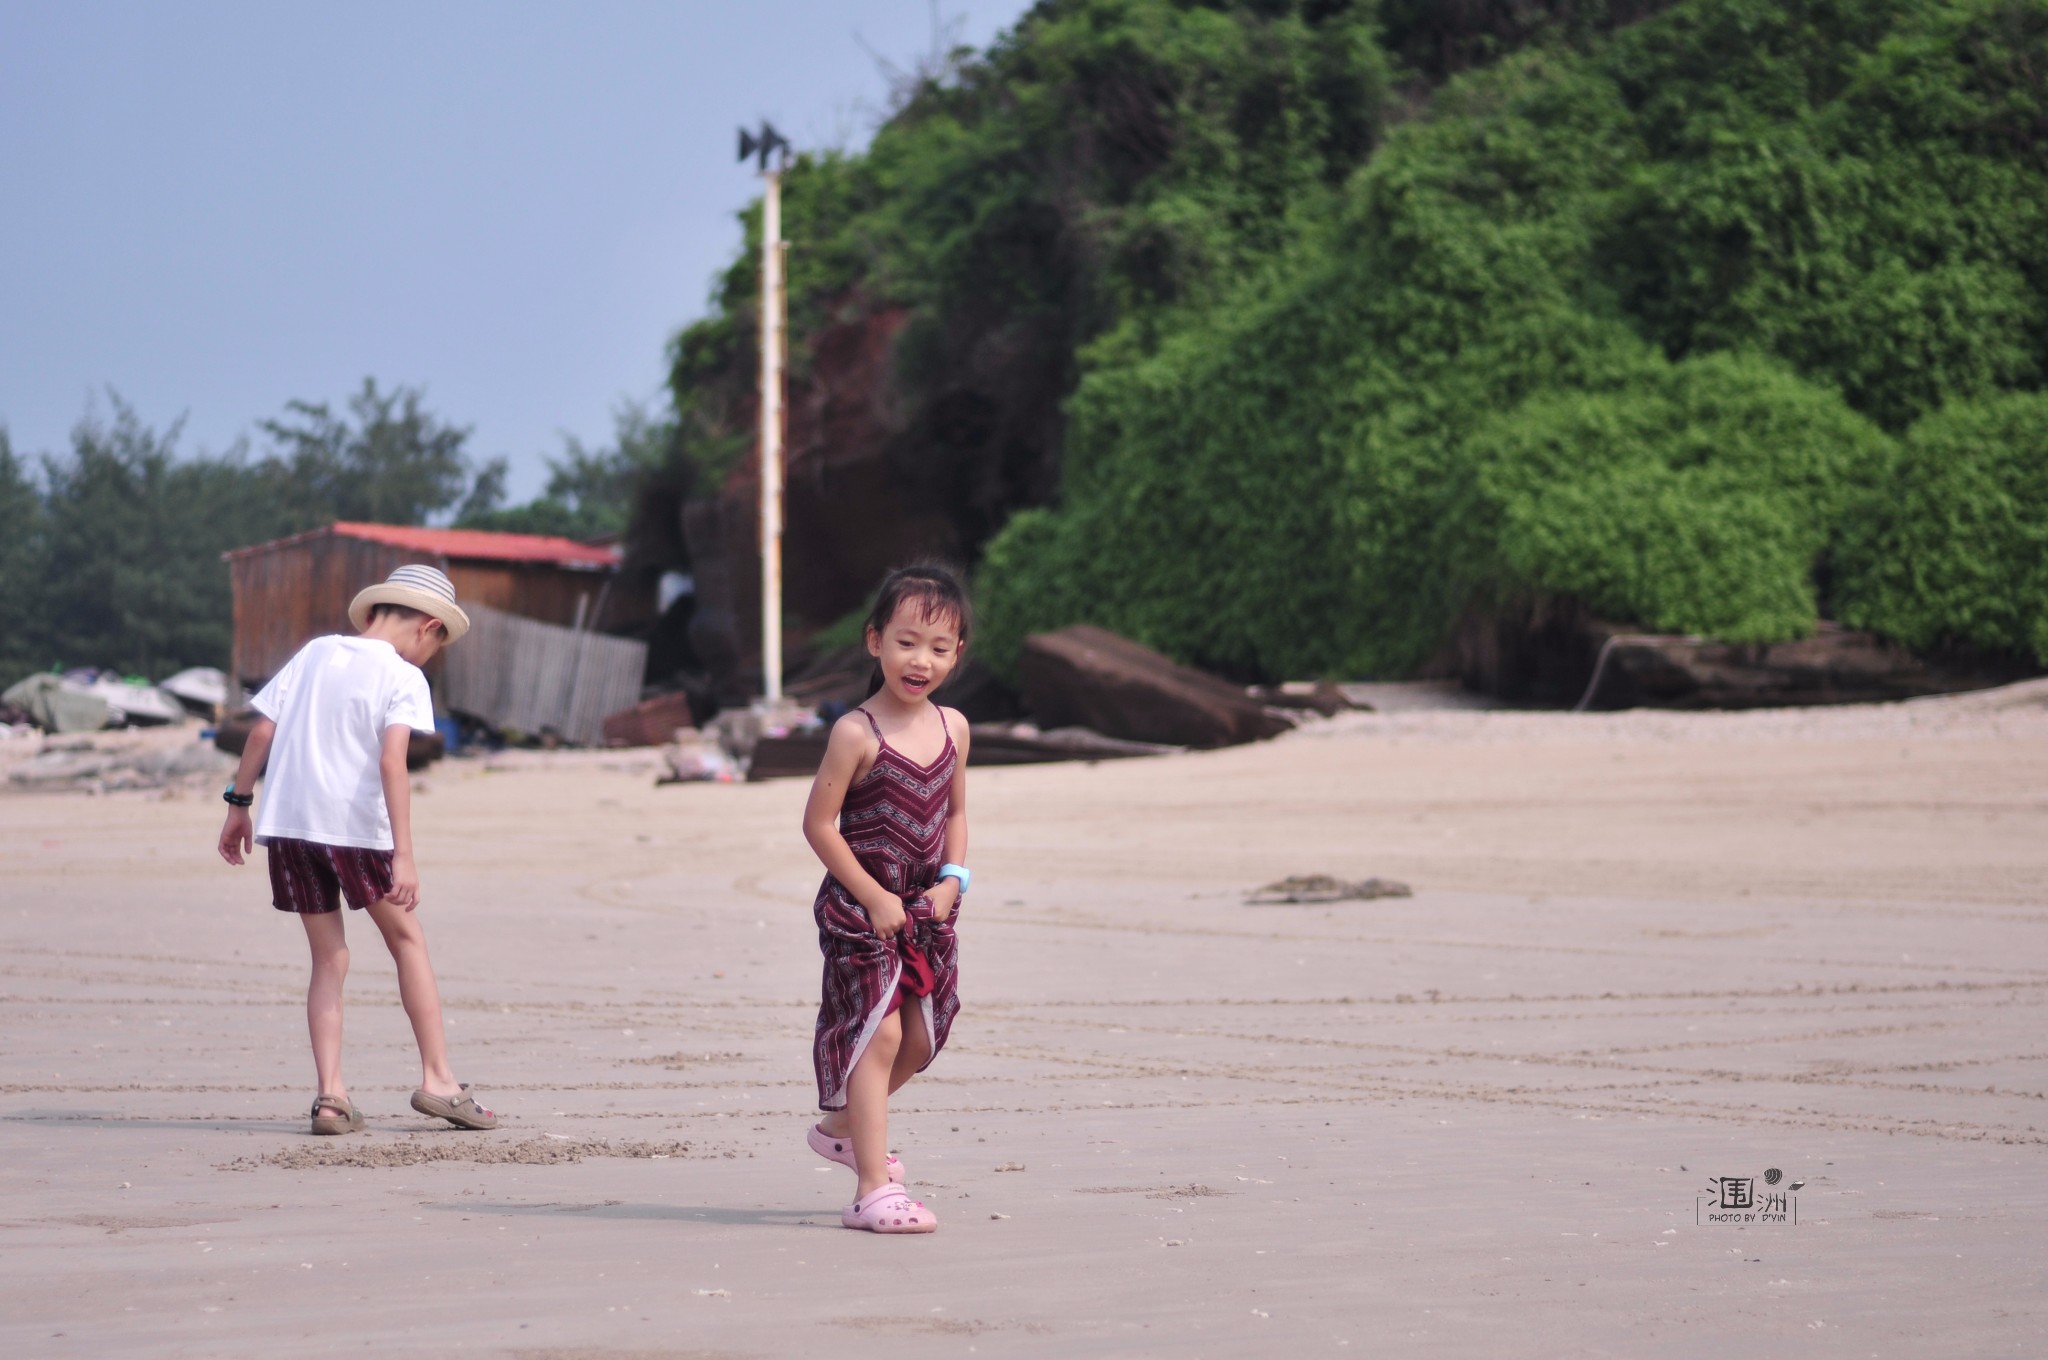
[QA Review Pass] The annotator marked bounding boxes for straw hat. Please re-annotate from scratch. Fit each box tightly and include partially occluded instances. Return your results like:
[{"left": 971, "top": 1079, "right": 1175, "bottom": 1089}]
[{"left": 347, "top": 564, "right": 470, "bottom": 643}]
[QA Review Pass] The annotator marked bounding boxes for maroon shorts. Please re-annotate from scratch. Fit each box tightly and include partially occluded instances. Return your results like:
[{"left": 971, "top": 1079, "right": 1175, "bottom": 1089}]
[{"left": 266, "top": 838, "right": 395, "bottom": 914}]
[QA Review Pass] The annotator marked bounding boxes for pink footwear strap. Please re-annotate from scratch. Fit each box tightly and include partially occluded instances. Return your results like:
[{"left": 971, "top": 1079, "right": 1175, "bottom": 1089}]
[
  {"left": 853, "top": 1182, "right": 912, "bottom": 1213},
  {"left": 811, "top": 1125, "right": 902, "bottom": 1170}
]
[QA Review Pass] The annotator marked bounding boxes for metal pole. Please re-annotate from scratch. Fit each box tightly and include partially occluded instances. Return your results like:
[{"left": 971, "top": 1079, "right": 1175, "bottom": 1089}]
[{"left": 758, "top": 165, "right": 784, "bottom": 701}]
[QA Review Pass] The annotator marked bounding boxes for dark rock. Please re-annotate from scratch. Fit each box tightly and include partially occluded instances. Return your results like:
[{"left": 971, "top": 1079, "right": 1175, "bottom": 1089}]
[
  {"left": 1018, "top": 626, "right": 1294, "bottom": 748},
  {"left": 1440, "top": 601, "right": 2036, "bottom": 708},
  {"left": 213, "top": 709, "right": 261, "bottom": 759},
  {"left": 745, "top": 730, "right": 829, "bottom": 783},
  {"left": 936, "top": 655, "right": 1024, "bottom": 723},
  {"left": 785, "top": 645, "right": 873, "bottom": 710},
  {"left": 601, "top": 691, "right": 698, "bottom": 748},
  {"left": 1578, "top": 621, "right": 2035, "bottom": 709},
  {"left": 406, "top": 731, "right": 443, "bottom": 769},
  {"left": 216, "top": 708, "right": 444, "bottom": 770},
  {"left": 787, "top": 646, "right": 1023, "bottom": 723},
  {"left": 680, "top": 307, "right": 971, "bottom": 698}
]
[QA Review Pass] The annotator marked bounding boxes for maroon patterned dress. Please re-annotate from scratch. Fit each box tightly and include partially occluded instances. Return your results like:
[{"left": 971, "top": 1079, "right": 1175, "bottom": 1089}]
[{"left": 811, "top": 707, "right": 962, "bottom": 1111}]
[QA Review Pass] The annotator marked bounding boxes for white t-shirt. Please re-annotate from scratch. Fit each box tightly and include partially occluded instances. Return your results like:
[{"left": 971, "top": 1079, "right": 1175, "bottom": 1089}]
[{"left": 251, "top": 635, "right": 437, "bottom": 850}]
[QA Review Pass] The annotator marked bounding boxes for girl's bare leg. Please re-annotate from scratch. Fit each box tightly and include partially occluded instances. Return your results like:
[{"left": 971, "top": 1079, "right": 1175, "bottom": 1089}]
[
  {"left": 363, "top": 897, "right": 460, "bottom": 1096},
  {"left": 302, "top": 910, "right": 350, "bottom": 1100},
  {"left": 843, "top": 1010, "right": 903, "bottom": 1198},
  {"left": 818, "top": 1006, "right": 931, "bottom": 1139},
  {"left": 890, "top": 1006, "right": 933, "bottom": 1089}
]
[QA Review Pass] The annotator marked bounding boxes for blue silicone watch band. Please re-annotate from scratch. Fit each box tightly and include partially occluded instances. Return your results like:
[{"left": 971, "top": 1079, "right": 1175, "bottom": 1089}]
[{"left": 938, "top": 863, "right": 970, "bottom": 895}]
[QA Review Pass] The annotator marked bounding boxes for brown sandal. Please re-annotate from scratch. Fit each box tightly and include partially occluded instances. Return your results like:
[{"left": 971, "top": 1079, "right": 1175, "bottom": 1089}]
[
  {"left": 410, "top": 1083, "right": 497, "bottom": 1130},
  {"left": 309, "top": 1093, "right": 364, "bottom": 1136}
]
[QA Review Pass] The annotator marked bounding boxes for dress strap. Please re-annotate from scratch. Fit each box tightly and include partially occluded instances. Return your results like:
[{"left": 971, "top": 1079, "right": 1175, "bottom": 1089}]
[{"left": 855, "top": 706, "right": 885, "bottom": 743}]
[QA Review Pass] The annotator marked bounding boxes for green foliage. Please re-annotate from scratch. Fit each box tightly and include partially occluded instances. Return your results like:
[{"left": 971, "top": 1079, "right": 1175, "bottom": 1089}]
[
  {"left": 668, "top": 0, "right": 1396, "bottom": 513},
  {"left": 34, "top": 403, "right": 282, "bottom": 681},
  {"left": 1600, "top": 0, "right": 2048, "bottom": 429},
  {"left": 257, "top": 378, "right": 478, "bottom": 526},
  {"left": 982, "top": 48, "right": 1664, "bottom": 677},
  {"left": 0, "top": 431, "right": 53, "bottom": 684},
  {"left": 1474, "top": 352, "right": 1893, "bottom": 640},
  {"left": 1836, "top": 391, "right": 2048, "bottom": 660},
  {"left": 3, "top": 384, "right": 510, "bottom": 687},
  {"left": 978, "top": 0, "right": 2048, "bottom": 679}
]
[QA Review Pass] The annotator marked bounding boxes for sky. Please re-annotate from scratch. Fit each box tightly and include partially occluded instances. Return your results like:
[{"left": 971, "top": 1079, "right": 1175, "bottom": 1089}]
[{"left": 0, "top": 0, "right": 1036, "bottom": 502}]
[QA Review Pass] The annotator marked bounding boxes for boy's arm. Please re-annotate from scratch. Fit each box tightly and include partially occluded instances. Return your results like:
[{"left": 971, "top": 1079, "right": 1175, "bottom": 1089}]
[
  {"left": 801, "top": 716, "right": 907, "bottom": 939},
  {"left": 216, "top": 718, "right": 276, "bottom": 866},
  {"left": 929, "top": 710, "right": 970, "bottom": 923},
  {"left": 380, "top": 724, "right": 420, "bottom": 910}
]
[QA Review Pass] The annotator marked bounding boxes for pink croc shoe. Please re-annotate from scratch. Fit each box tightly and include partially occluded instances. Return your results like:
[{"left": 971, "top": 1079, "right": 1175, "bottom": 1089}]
[
  {"left": 842, "top": 1182, "right": 936, "bottom": 1234},
  {"left": 808, "top": 1123, "right": 905, "bottom": 1182}
]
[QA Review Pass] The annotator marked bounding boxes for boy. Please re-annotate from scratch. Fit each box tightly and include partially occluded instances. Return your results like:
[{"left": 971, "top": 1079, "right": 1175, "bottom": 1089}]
[{"left": 216, "top": 563, "right": 498, "bottom": 1135}]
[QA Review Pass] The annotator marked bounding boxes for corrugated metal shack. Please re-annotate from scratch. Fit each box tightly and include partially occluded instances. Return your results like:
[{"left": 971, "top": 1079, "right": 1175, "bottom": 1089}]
[
  {"left": 439, "top": 603, "right": 647, "bottom": 746},
  {"left": 224, "top": 522, "right": 648, "bottom": 742}
]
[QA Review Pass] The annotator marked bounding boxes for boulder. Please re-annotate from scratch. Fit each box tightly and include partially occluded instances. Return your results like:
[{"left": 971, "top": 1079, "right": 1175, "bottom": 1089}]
[
  {"left": 1017, "top": 626, "right": 1293, "bottom": 749},
  {"left": 601, "top": 691, "right": 698, "bottom": 748},
  {"left": 1441, "top": 601, "right": 2037, "bottom": 708},
  {"left": 1577, "top": 621, "right": 2035, "bottom": 709},
  {"left": 2, "top": 674, "right": 110, "bottom": 734}
]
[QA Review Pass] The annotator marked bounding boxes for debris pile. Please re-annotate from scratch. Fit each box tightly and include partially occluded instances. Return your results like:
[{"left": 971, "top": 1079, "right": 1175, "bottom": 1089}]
[
  {"left": 1245, "top": 874, "right": 1413, "bottom": 904},
  {"left": 4, "top": 729, "right": 234, "bottom": 795},
  {"left": 3, "top": 666, "right": 238, "bottom": 735}
]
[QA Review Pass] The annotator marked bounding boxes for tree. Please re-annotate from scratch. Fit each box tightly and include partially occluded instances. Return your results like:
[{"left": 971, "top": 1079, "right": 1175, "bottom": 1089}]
[
  {"left": 0, "top": 429, "right": 52, "bottom": 687},
  {"left": 37, "top": 399, "right": 278, "bottom": 679},
  {"left": 257, "top": 378, "right": 482, "bottom": 526}
]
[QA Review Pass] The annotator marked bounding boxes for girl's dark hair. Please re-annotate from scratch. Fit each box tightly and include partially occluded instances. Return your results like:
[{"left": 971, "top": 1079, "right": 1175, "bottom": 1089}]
[{"left": 862, "top": 562, "right": 972, "bottom": 698}]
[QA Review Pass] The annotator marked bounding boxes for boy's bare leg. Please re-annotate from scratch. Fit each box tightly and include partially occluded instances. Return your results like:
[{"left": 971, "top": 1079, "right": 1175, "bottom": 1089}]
[
  {"left": 301, "top": 910, "right": 350, "bottom": 1102},
  {"left": 841, "top": 1009, "right": 903, "bottom": 1198},
  {"left": 363, "top": 896, "right": 461, "bottom": 1097}
]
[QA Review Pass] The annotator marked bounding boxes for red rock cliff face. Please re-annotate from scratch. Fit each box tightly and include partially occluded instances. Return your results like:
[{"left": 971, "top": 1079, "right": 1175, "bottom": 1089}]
[{"left": 684, "top": 304, "right": 968, "bottom": 695}]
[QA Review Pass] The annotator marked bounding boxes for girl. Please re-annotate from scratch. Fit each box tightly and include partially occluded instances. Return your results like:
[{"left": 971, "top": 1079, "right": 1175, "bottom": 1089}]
[{"left": 801, "top": 564, "right": 974, "bottom": 1234}]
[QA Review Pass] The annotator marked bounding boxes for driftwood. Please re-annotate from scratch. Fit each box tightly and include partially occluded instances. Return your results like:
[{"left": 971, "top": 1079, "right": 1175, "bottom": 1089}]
[
  {"left": 1019, "top": 626, "right": 1293, "bottom": 748},
  {"left": 1248, "top": 680, "right": 1372, "bottom": 716}
]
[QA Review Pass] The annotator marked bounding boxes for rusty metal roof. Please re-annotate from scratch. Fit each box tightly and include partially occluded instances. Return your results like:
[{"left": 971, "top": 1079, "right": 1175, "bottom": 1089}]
[{"left": 225, "top": 521, "right": 619, "bottom": 569}]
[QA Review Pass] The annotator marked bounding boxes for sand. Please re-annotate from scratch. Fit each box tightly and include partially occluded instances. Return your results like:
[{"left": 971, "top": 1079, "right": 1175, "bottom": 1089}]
[{"left": 2, "top": 689, "right": 2045, "bottom": 1358}]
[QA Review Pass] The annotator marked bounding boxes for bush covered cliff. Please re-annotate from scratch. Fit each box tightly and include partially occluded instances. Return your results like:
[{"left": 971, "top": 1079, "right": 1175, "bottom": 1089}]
[{"left": 670, "top": 0, "right": 2048, "bottom": 682}]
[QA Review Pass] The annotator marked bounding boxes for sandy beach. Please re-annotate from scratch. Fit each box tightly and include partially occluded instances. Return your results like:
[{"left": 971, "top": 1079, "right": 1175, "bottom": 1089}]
[{"left": 3, "top": 691, "right": 2045, "bottom": 1358}]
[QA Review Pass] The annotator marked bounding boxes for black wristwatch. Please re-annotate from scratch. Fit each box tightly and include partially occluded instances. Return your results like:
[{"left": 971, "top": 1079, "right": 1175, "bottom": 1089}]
[{"left": 222, "top": 782, "right": 254, "bottom": 808}]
